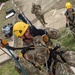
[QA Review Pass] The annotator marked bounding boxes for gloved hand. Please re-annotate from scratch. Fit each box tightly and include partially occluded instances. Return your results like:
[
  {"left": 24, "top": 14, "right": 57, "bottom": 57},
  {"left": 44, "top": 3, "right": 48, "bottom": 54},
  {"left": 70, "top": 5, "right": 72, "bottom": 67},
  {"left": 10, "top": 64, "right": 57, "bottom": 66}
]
[
  {"left": 42, "top": 34, "right": 49, "bottom": 43},
  {"left": 66, "top": 23, "right": 69, "bottom": 28},
  {"left": 0, "top": 39, "right": 9, "bottom": 48}
]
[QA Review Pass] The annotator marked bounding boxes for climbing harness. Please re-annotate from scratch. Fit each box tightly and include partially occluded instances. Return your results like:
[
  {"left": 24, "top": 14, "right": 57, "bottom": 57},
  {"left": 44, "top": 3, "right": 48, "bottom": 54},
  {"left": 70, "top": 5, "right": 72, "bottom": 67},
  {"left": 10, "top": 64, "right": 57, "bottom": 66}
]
[{"left": 44, "top": 45, "right": 67, "bottom": 75}]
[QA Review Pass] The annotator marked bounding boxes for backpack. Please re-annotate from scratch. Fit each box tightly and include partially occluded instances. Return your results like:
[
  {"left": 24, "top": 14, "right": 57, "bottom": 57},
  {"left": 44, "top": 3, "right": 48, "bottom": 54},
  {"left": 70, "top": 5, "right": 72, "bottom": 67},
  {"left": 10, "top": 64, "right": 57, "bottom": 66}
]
[{"left": 2, "top": 23, "right": 13, "bottom": 38}]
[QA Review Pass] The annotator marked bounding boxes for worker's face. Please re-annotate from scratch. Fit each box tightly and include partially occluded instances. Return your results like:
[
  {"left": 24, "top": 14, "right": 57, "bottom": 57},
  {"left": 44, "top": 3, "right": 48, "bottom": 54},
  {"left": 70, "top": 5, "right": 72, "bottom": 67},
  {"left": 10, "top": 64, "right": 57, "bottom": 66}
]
[
  {"left": 68, "top": 8, "right": 72, "bottom": 12},
  {"left": 20, "top": 29, "right": 33, "bottom": 43}
]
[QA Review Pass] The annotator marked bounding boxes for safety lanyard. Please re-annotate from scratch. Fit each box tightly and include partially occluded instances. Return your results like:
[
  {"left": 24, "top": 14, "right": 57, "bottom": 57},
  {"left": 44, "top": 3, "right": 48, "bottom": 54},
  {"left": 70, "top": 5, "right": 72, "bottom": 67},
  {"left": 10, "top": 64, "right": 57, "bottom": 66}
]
[{"left": 6, "top": 47, "right": 28, "bottom": 75}]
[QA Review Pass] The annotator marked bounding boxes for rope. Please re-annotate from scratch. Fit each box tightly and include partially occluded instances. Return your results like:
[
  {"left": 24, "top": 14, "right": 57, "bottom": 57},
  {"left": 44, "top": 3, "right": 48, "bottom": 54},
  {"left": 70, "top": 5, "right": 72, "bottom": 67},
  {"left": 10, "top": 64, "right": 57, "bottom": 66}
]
[
  {"left": 11, "top": 0, "right": 33, "bottom": 26},
  {"left": 6, "top": 47, "right": 28, "bottom": 75}
]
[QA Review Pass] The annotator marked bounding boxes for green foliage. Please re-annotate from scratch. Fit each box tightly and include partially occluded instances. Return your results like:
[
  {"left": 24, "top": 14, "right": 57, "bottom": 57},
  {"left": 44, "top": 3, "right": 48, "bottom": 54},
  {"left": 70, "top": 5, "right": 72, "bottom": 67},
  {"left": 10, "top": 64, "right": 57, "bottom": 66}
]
[
  {"left": 0, "top": 60, "right": 19, "bottom": 75},
  {"left": 53, "top": 29, "right": 75, "bottom": 51}
]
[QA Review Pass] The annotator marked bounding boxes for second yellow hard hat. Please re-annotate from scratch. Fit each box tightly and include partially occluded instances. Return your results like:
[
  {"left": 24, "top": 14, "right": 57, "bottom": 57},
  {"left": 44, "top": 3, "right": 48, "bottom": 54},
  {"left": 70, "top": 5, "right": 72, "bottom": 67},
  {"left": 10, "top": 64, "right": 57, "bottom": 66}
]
[{"left": 65, "top": 2, "right": 72, "bottom": 9}]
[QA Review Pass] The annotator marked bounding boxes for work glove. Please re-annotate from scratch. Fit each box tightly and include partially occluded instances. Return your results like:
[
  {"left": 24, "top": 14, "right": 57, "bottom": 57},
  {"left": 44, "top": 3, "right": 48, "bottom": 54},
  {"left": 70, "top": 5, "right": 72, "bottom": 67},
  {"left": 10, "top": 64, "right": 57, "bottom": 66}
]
[
  {"left": 42, "top": 34, "right": 49, "bottom": 43},
  {"left": 66, "top": 23, "right": 69, "bottom": 28},
  {"left": 0, "top": 39, "right": 9, "bottom": 48}
]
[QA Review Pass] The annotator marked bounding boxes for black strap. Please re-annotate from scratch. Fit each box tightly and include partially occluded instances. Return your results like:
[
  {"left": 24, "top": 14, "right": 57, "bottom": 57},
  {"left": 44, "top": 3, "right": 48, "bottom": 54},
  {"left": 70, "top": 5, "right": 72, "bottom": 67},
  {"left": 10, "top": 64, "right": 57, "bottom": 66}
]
[
  {"left": 56, "top": 51, "right": 66, "bottom": 63},
  {"left": 4, "top": 44, "right": 34, "bottom": 51}
]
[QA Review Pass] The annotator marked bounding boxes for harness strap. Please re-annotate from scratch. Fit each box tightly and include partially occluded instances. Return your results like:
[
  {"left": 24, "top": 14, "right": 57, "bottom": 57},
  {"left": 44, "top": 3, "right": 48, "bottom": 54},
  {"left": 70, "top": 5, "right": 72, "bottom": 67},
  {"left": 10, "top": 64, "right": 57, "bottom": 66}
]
[{"left": 4, "top": 45, "right": 34, "bottom": 51}]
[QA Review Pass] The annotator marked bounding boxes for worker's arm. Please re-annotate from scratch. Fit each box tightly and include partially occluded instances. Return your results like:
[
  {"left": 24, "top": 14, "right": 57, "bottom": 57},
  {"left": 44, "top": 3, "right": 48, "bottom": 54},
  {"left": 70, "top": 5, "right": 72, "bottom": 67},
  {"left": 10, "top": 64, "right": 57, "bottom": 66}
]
[
  {"left": 5, "top": 45, "right": 35, "bottom": 51},
  {"left": 66, "top": 16, "right": 69, "bottom": 28},
  {"left": 0, "top": 39, "right": 35, "bottom": 51},
  {"left": 64, "top": 11, "right": 69, "bottom": 28}
]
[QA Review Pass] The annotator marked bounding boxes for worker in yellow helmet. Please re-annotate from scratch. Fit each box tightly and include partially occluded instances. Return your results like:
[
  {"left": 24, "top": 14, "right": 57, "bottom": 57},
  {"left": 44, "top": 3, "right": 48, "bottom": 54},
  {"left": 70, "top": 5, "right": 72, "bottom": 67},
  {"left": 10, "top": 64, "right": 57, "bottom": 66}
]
[
  {"left": 13, "top": 22, "right": 52, "bottom": 75},
  {"left": 13, "top": 22, "right": 60, "bottom": 75},
  {"left": 65, "top": 2, "right": 75, "bottom": 30},
  {"left": 65, "top": 2, "right": 72, "bottom": 9}
]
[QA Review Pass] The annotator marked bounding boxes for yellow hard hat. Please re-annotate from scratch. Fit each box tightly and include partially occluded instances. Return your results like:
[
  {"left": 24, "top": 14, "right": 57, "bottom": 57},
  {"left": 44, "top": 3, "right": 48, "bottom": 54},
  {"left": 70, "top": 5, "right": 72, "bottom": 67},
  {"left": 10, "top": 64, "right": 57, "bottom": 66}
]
[
  {"left": 65, "top": 2, "right": 72, "bottom": 9},
  {"left": 13, "top": 22, "right": 29, "bottom": 37}
]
